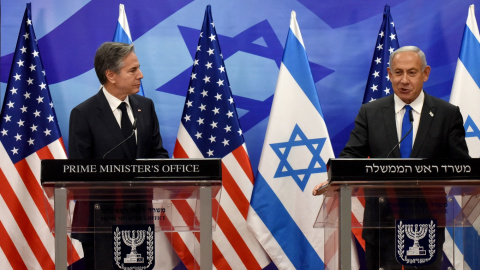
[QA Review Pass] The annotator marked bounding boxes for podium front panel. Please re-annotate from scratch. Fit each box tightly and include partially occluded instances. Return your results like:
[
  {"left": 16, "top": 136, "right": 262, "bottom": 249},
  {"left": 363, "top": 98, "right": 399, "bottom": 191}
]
[
  {"left": 41, "top": 159, "right": 222, "bottom": 270},
  {"left": 315, "top": 158, "right": 480, "bottom": 270}
]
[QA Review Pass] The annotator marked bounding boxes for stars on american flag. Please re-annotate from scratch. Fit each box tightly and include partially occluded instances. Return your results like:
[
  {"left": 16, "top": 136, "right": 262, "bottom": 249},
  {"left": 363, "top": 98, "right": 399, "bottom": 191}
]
[
  {"left": 362, "top": 5, "right": 400, "bottom": 104},
  {"left": 0, "top": 14, "right": 61, "bottom": 163},
  {"left": 180, "top": 11, "right": 243, "bottom": 158}
]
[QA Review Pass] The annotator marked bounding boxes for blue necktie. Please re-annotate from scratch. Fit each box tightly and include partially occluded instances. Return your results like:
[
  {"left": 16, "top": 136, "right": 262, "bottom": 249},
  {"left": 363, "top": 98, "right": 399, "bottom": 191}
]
[{"left": 400, "top": 105, "right": 413, "bottom": 158}]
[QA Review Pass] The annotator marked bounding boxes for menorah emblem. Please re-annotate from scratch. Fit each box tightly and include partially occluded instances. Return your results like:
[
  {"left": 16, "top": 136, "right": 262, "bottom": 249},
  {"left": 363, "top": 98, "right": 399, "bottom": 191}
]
[
  {"left": 122, "top": 230, "right": 146, "bottom": 263},
  {"left": 396, "top": 219, "right": 436, "bottom": 267},
  {"left": 405, "top": 224, "right": 428, "bottom": 256},
  {"left": 113, "top": 225, "right": 155, "bottom": 270}
]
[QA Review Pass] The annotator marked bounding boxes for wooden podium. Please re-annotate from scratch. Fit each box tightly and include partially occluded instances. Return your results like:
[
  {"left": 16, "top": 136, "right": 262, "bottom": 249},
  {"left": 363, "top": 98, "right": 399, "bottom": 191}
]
[
  {"left": 315, "top": 158, "right": 480, "bottom": 270},
  {"left": 41, "top": 158, "right": 222, "bottom": 270}
]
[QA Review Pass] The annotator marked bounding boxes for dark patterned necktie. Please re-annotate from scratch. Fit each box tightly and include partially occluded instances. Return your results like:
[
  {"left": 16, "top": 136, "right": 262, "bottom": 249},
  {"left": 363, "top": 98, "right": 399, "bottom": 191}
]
[{"left": 118, "top": 102, "right": 136, "bottom": 157}]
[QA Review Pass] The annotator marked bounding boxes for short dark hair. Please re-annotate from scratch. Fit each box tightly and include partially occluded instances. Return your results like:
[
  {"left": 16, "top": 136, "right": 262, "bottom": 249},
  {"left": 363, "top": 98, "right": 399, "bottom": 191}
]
[{"left": 94, "top": 42, "right": 135, "bottom": 84}]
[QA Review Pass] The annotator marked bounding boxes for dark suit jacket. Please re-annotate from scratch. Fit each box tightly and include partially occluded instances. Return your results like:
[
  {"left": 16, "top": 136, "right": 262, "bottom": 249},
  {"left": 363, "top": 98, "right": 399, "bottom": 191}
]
[
  {"left": 340, "top": 92, "right": 468, "bottom": 159},
  {"left": 339, "top": 92, "right": 469, "bottom": 245},
  {"left": 68, "top": 90, "right": 169, "bottom": 269},
  {"left": 68, "top": 90, "right": 169, "bottom": 159}
]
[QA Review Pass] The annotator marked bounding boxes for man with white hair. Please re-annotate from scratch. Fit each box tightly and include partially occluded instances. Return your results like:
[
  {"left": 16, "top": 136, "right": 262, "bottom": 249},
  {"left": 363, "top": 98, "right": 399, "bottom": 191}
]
[{"left": 339, "top": 46, "right": 469, "bottom": 269}]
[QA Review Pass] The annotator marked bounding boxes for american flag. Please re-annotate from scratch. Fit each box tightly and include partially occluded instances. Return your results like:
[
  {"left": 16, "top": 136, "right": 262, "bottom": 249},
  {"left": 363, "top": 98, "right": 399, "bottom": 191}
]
[
  {"left": 353, "top": 5, "right": 400, "bottom": 266},
  {"left": 362, "top": 5, "right": 400, "bottom": 103},
  {"left": 172, "top": 5, "right": 271, "bottom": 269},
  {"left": 0, "top": 4, "right": 82, "bottom": 269}
]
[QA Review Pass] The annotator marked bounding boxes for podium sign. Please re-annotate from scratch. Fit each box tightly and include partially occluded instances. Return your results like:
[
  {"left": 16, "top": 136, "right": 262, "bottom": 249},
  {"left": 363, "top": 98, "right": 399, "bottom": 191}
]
[
  {"left": 315, "top": 158, "right": 480, "bottom": 270},
  {"left": 41, "top": 158, "right": 222, "bottom": 270}
]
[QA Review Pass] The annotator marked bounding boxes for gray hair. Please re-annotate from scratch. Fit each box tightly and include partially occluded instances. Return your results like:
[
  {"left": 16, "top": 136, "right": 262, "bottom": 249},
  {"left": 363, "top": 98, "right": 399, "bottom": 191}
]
[
  {"left": 94, "top": 42, "right": 135, "bottom": 84},
  {"left": 389, "top": 46, "right": 427, "bottom": 71}
]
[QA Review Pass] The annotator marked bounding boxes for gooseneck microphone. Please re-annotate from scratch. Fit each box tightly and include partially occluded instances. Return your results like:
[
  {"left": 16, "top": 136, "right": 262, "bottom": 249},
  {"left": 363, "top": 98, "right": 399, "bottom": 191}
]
[
  {"left": 386, "top": 109, "right": 413, "bottom": 158},
  {"left": 103, "top": 118, "right": 137, "bottom": 159}
]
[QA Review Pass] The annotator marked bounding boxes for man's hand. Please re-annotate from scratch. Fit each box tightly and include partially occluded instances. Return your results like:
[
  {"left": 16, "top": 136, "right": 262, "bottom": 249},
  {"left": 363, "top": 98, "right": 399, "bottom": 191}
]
[{"left": 312, "top": 181, "right": 329, "bottom": 196}]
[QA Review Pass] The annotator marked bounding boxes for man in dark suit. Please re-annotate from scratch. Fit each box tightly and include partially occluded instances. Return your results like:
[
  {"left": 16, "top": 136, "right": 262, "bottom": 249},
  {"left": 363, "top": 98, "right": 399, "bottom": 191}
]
[
  {"left": 69, "top": 42, "right": 168, "bottom": 160},
  {"left": 339, "top": 46, "right": 469, "bottom": 269},
  {"left": 68, "top": 42, "right": 169, "bottom": 269}
]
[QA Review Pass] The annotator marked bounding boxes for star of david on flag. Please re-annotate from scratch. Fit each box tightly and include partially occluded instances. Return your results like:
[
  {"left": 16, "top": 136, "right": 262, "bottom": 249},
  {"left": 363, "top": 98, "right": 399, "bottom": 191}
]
[
  {"left": 270, "top": 124, "right": 327, "bottom": 191},
  {"left": 363, "top": 4, "right": 400, "bottom": 103},
  {"left": 450, "top": 4, "right": 480, "bottom": 158},
  {"left": 247, "top": 11, "right": 336, "bottom": 270},
  {"left": 448, "top": 5, "right": 480, "bottom": 269}
]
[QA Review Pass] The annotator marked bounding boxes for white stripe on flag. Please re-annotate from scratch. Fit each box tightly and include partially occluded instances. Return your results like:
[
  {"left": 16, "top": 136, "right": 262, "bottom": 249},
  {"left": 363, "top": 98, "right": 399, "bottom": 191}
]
[
  {"left": 0, "top": 4, "right": 82, "bottom": 268},
  {"left": 113, "top": 4, "right": 145, "bottom": 96},
  {"left": 118, "top": 4, "right": 132, "bottom": 41},
  {"left": 252, "top": 64, "right": 331, "bottom": 231},
  {"left": 450, "top": 60, "right": 480, "bottom": 158},
  {"left": 172, "top": 6, "right": 271, "bottom": 269},
  {"left": 0, "top": 195, "right": 41, "bottom": 269},
  {"left": 223, "top": 152, "right": 254, "bottom": 202},
  {"left": 218, "top": 178, "right": 269, "bottom": 264},
  {"left": 48, "top": 140, "right": 68, "bottom": 159},
  {"left": 444, "top": 227, "right": 468, "bottom": 270},
  {"left": 352, "top": 197, "right": 364, "bottom": 224},
  {"left": 0, "top": 143, "right": 49, "bottom": 269},
  {"left": 0, "top": 246, "right": 14, "bottom": 270},
  {"left": 449, "top": 7, "right": 480, "bottom": 266},
  {"left": 450, "top": 4, "right": 480, "bottom": 158},
  {"left": 210, "top": 193, "right": 248, "bottom": 269},
  {"left": 248, "top": 11, "right": 335, "bottom": 270},
  {"left": 174, "top": 124, "right": 204, "bottom": 158}
]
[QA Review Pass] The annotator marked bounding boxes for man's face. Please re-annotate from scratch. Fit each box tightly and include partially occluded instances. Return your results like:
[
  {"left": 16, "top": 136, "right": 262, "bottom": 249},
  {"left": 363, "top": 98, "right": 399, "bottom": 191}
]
[
  {"left": 107, "top": 52, "right": 143, "bottom": 99},
  {"left": 387, "top": 51, "right": 430, "bottom": 104}
]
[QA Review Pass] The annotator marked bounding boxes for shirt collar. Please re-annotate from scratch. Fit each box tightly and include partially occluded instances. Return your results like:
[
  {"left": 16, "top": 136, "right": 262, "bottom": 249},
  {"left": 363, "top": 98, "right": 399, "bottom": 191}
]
[
  {"left": 394, "top": 90, "right": 424, "bottom": 114},
  {"left": 102, "top": 86, "right": 131, "bottom": 112}
]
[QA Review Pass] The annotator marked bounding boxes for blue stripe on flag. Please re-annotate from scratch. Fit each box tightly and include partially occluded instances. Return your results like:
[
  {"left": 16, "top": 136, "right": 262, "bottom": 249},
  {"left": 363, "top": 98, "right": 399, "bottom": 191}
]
[
  {"left": 459, "top": 26, "right": 480, "bottom": 88},
  {"left": 113, "top": 23, "right": 132, "bottom": 44},
  {"left": 451, "top": 199, "right": 464, "bottom": 256},
  {"left": 464, "top": 226, "right": 480, "bottom": 269},
  {"left": 282, "top": 29, "right": 323, "bottom": 117},
  {"left": 450, "top": 195, "right": 480, "bottom": 269},
  {"left": 446, "top": 196, "right": 464, "bottom": 255},
  {"left": 250, "top": 172, "right": 323, "bottom": 269}
]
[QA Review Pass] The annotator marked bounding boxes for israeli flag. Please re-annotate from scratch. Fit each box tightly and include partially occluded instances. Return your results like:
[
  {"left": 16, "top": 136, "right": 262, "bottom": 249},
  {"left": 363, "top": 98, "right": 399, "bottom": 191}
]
[
  {"left": 113, "top": 4, "right": 145, "bottom": 96},
  {"left": 247, "top": 11, "right": 335, "bottom": 269},
  {"left": 448, "top": 5, "right": 480, "bottom": 270},
  {"left": 450, "top": 4, "right": 480, "bottom": 158}
]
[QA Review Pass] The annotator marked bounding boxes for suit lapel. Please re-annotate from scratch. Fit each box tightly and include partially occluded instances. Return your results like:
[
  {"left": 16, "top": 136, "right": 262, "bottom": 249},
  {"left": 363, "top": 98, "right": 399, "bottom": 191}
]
[
  {"left": 382, "top": 96, "right": 400, "bottom": 157},
  {"left": 411, "top": 93, "right": 436, "bottom": 158},
  {"left": 95, "top": 90, "right": 134, "bottom": 158}
]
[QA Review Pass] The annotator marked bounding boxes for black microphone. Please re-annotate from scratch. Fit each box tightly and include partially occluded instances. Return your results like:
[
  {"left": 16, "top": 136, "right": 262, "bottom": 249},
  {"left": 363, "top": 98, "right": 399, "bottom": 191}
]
[
  {"left": 386, "top": 109, "right": 413, "bottom": 158},
  {"left": 103, "top": 118, "right": 137, "bottom": 159}
]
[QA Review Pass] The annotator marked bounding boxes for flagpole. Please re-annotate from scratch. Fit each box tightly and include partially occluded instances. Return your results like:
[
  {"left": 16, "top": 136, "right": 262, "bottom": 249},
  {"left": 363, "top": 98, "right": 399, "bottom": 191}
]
[
  {"left": 55, "top": 188, "right": 68, "bottom": 269},
  {"left": 199, "top": 186, "right": 212, "bottom": 269},
  {"left": 339, "top": 187, "right": 352, "bottom": 270}
]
